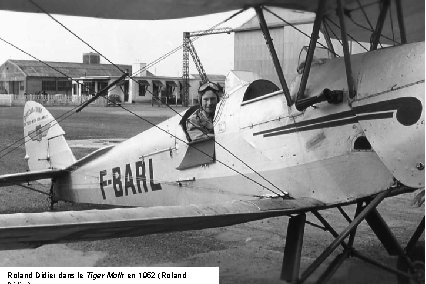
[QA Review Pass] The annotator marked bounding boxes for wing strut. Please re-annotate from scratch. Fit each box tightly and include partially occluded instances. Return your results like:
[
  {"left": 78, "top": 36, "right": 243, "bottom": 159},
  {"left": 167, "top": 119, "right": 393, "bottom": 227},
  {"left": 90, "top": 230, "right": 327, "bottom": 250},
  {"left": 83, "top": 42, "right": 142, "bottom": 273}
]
[
  {"left": 395, "top": 0, "right": 407, "bottom": 44},
  {"left": 336, "top": 0, "right": 357, "bottom": 99},
  {"left": 254, "top": 6, "right": 292, "bottom": 106},
  {"left": 281, "top": 213, "right": 306, "bottom": 282},
  {"left": 296, "top": 0, "right": 327, "bottom": 102},
  {"left": 280, "top": 187, "right": 423, "bottom": 283},
  {"left": 370, "top": 0, "right": 390, "bottom": 51}
]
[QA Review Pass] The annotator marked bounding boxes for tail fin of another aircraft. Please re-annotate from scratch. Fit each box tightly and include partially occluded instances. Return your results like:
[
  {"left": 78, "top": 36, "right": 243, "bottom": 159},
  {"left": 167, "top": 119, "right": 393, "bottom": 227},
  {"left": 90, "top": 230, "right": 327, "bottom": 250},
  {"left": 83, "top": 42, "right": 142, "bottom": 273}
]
[{"left": 23, "top": 101, "right": 76, "bottom": 172}]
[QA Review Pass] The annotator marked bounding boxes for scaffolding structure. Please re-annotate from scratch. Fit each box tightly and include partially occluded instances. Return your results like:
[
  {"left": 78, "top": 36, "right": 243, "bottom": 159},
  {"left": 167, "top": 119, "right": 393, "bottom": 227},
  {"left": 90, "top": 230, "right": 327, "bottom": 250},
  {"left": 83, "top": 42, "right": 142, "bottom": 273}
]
[{"left": 181, "top": 28, "right": 233, "bottom": 106}]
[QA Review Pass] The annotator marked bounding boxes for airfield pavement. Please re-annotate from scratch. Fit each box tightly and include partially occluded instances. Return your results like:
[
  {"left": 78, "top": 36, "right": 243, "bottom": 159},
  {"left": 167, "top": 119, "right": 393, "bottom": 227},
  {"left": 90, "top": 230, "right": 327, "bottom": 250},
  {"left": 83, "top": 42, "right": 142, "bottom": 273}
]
[{"left": 0, "top": 104, "right": 424, "bottom": 284}]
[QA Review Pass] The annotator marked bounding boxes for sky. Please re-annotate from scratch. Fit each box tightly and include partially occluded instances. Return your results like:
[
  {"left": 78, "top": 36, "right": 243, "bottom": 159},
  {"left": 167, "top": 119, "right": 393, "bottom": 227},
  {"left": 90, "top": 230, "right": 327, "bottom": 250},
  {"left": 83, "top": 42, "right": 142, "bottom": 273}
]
[{"left": 0, "top": 9, "right": 255, "bottom": 77}]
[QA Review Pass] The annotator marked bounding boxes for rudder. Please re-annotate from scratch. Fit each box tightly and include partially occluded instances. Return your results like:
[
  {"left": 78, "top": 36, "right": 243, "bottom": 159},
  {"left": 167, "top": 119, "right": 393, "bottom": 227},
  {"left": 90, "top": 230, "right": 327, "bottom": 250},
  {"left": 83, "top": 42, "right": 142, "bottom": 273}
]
[{"left": 23, "top": 101, "right": 76, "bottom": 171}]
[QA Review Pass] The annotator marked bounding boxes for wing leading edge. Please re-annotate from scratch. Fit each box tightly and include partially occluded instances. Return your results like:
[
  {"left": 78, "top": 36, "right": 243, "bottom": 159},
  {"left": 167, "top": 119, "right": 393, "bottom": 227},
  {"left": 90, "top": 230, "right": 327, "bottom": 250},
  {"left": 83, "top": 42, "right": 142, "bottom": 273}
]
[
  {"left": 0, "top": 197, "right": 325, "bottom": 250},
  {"left": 0, "top": 0, "right": 331, "bottom": 20},
  {"left": 1, "top": 0, "right": 422, "bottom": 43}
]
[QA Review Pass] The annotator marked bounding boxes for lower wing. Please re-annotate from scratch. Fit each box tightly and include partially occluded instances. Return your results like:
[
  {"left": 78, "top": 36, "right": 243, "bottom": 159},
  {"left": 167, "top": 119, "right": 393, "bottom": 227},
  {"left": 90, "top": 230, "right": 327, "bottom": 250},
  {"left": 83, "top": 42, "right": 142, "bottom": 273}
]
[{"left": 0, "top": 197, "right": 325, "bottom": 250}]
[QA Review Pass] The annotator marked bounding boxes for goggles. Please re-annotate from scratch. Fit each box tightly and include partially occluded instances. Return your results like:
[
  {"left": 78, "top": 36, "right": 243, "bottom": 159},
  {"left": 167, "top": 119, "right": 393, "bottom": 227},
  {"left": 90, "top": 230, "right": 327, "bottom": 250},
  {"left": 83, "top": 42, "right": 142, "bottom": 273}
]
[{"left": 199, "top": 81, "right": 221, "bottom": 93}]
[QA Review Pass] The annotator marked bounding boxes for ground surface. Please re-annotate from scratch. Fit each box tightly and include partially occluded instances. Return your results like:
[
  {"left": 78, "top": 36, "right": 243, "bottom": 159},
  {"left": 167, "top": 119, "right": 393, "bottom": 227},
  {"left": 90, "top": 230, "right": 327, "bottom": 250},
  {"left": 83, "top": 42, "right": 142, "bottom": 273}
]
[{"left": 0, "top": 104, "right": 424, "bottom": 283}]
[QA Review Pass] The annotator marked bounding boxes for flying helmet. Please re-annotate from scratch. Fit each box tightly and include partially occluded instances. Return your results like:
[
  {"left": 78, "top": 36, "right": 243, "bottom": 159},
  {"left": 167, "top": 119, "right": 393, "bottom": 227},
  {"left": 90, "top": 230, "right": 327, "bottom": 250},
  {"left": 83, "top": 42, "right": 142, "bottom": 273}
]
[{"left": 198, "top": 81, "right": 221, "bottom": 104}]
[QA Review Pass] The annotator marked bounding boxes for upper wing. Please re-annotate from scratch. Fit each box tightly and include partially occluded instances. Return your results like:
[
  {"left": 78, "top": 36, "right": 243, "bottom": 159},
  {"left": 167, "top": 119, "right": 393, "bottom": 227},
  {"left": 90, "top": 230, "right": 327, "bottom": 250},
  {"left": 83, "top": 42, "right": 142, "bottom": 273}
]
[
  {"left": 1, "top": 1, "right": 422, "bottom": 43},
  {"left": 0, "top": 0, "right": 318, "bottom": 19},
  {"left": 0, "top": 197, "right": 325, "bottom": 250},
  {"left": 323, "top": 0, "right": 424, "bottom": 44},
  {"left": 0, "top": 169, "right": 66, "bottom": 187}
]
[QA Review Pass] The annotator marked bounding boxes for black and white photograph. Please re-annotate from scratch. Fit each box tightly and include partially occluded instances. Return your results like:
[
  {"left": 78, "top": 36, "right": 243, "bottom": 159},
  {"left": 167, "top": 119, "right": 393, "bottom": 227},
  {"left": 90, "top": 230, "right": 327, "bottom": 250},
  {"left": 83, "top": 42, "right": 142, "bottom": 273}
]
[{"left": 0, "top": 0, "right": 424, "bottom": 283}]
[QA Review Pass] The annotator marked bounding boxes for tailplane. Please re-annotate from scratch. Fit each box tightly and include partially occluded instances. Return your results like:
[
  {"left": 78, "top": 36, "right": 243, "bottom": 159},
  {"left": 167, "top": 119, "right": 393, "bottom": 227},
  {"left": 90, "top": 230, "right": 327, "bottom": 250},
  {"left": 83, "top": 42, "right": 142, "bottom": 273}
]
[{"left": 23, "top": 101, "right": 76, "bottom": 171}]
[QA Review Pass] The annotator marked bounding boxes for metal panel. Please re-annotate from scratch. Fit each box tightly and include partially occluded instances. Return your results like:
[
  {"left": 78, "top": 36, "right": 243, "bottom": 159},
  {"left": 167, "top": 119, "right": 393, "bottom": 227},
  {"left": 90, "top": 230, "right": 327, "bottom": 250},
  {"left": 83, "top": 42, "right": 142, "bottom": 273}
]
[
  {"left": 353, "top": 42, "right": 425, "bottom": 187},
  {"left": 177, "top": 138, "right": 215, "bottom": 170}
]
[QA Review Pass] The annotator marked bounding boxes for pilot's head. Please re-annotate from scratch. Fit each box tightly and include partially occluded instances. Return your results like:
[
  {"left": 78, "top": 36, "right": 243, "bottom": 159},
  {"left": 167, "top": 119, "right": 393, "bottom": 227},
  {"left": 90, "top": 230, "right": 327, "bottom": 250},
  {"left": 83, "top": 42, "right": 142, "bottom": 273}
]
[{"left": 198, "top": 82, "right": 220, "bottom": 117}]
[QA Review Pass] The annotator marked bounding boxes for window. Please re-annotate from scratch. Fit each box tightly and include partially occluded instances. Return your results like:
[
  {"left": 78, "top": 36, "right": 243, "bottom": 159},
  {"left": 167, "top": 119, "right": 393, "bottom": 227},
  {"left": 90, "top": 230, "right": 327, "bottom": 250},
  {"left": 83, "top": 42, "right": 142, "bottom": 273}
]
[
  {"left": 0, "top": 81, "right": 6, "bottom": 93},
  {"left": 138, "top": 80, "right": 149, "bottom": 96},
  {"left": 176, "top": 137, "right": 215, "bottom": 170},
  {"left": 98, "top": 81, "right": 108, "bottom": 91},
  {"left": 9, "top": 81, "right": 20, "bottom": 94},
  {"left": 42, "top": 80, "right": 56, "bottom": 91},
  {"left": 82, "top": 81, "right": 95, "bottom": 94},
  {"left": 242, "top": 79, "right": 279, "bottom": 102},
  {"left": 57, "top": 80, "right": 72, "bottom": 91},
  {"left": 19, "top": 81, "right": 25, "bottom": 91}
]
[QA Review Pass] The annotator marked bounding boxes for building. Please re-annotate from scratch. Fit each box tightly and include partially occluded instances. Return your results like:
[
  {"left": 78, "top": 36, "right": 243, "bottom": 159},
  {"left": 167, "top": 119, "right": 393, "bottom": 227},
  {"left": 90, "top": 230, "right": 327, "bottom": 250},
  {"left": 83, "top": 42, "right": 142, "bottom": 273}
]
[
  {"left": 0, "top": 53, "right": 225, "bottom": 107},
  {"left": 0, "top": 54, "right": 133, "bottom": 106},
  {"left": 234, "top": 8, "right": 366, "bottom": 87},
  {"left": 83, "top": 52, "right": 100, "bottom": 64},
  {"left": 129, "top": 62, "right": 225, "bottom": 106},
  {"left": 129, "top": 62, "right": 180, "bottom": 105}
]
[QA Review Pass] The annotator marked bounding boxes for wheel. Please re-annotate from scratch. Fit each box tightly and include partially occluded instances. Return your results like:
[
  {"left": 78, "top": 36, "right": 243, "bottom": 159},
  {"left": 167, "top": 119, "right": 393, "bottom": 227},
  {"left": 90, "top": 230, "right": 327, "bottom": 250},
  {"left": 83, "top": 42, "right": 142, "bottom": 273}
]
[{"left": 397, "top": 244, "right": 425, "bottom": 284}]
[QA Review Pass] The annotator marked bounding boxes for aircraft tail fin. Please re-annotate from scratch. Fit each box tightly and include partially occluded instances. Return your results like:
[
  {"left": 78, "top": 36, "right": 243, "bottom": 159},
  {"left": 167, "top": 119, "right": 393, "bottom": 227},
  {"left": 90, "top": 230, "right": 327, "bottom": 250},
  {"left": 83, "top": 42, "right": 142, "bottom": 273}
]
[{"left": 23, "top": 101, "right": 76, "bottom": 172}]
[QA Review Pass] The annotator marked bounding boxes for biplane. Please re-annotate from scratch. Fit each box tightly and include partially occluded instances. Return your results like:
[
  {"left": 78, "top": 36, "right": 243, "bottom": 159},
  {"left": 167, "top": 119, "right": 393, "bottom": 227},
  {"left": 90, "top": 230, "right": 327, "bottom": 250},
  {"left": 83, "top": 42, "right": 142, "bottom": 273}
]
[{"left": 0, "top": 0, "right": 424, "bottom": 283}]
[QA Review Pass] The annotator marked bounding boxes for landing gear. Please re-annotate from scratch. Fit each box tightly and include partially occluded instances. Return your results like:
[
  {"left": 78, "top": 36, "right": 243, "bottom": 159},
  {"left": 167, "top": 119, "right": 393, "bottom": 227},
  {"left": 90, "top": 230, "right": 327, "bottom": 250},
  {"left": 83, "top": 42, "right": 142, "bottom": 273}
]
[
  {"left": 397, "top": 217, "right": 425, "bottom": 284},
  {"left": 280, "top": 186, "right": 424, "bottom": 283},
  {"left": 48, "top": 179, "right": 58, "bottom": 211}
]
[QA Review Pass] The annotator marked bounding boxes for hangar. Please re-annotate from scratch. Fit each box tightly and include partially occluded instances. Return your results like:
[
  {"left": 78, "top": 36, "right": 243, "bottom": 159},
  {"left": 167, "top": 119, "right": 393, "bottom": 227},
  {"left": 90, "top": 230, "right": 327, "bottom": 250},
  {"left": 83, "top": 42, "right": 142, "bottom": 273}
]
[{"left": 234, "top": 7, "right": 366, "bottom": 86}]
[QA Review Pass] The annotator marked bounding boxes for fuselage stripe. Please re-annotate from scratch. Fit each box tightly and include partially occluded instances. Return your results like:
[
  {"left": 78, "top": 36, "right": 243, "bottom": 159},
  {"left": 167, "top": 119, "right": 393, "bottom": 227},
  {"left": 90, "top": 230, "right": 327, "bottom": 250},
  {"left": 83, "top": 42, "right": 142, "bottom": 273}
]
[
  {"left": 255, "top": 96, "right": 421, "bottom": 138},
  {"left": 263, "top": 112, "right": 393, "bottom": 137}
]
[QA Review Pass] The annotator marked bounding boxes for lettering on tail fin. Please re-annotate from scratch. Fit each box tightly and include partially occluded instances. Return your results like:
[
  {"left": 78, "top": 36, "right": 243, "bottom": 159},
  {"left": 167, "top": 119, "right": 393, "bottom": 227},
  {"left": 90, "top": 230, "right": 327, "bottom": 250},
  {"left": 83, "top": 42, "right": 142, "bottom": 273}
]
[{"left": 28, "top": 123, "right": 51, "bottom": 142}]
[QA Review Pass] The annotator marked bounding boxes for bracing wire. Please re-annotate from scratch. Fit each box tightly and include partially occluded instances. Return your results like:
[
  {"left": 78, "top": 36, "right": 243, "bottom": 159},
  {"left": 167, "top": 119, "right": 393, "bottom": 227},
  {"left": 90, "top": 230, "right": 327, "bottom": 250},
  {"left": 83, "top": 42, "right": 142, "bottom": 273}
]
[
  {"left": 98, "top": 96, "right": 287, "bottom": 197},
  {"left": 129, "top": 8, "right": 247, "bottom": 78},
  {"left": 23, "top": 0, "right": 288, "bottom": 196},
  {"left": 355, "top": 0, "right": 375, "bottom": 30},
  {"left": 263, "top": 6, "right": 340, "bottom": 58},
  {"left": 137, "top": 86, "right": 287, "bottom": 196},
  {"left": 388, "top": 0, "right": 395, "bottom": 44},
  {"left": 27, "top": 0, "right": 128, "bottom": 75},
  {"left": 0, "top": 1, "right": 285, "bottom": 196},
  {"left": 346, "top": 0, "right": 400, "bottom": 45},
  {"left": 321, "top": 17, "right": 340, "bottom": 57},
  {"left": 0, "top": 36, "right": 109, "bottom": 158},
  {"left": 323, "top": 18, "right": 344, "bottom": 47},
  {"left": 0, "top": 39, "right": 286, "bottom": 198},
  {"left": 18, "top": 184, "right": 50, "bottom": 196},
  {"left": 0, "top": 83, "right": 285, "bottom": 197},
  {"left": 324, "top": 16, "right": 369, "bottom": 52}
]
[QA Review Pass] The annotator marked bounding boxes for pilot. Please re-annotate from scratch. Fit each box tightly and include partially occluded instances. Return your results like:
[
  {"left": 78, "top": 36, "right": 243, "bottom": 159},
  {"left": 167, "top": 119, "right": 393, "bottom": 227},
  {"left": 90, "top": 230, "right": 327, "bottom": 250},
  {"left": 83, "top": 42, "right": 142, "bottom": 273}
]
[{"left": 186, "top": 81, "right": 221, "bottom": 141}]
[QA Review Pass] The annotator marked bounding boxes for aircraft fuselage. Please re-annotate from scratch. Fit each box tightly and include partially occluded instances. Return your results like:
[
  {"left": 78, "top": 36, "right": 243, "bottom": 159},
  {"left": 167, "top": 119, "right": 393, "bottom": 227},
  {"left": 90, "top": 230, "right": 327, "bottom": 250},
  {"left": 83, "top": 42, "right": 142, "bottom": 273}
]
[{"left": 55, "top": 42, "right": 424, "bottom": 207}]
